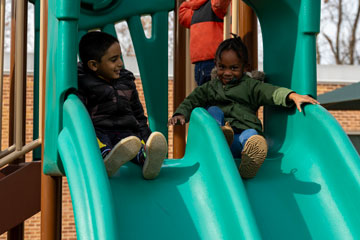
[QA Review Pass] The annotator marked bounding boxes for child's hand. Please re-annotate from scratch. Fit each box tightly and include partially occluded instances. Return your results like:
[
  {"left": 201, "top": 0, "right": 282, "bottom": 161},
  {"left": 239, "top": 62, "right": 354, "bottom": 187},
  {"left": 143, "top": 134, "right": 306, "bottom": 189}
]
[
  {"left": 168, "top": 115, "right": 186, "bottom": 126},
  {"left": 288, "top": 93, "right": 319, "bottom": 112}
]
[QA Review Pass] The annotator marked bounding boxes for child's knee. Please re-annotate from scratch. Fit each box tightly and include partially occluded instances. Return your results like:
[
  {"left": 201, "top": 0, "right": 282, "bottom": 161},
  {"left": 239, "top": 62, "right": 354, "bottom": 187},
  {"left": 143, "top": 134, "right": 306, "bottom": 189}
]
[
  {"left": 207, "top": 106, "right": 224, "bottom": 119},
  {"left": 207, "top": 106, "right": 225, "bottom": 126}
]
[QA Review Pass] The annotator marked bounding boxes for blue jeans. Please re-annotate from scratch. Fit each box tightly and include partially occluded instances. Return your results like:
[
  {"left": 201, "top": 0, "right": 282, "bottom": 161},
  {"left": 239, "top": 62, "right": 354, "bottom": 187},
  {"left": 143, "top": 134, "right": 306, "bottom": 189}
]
[
  {"left": 194, "top": 60, "right": 215, "bottom": 86},
  {"left": 207, "top": 106, "right": 258, "bottom": 158}
]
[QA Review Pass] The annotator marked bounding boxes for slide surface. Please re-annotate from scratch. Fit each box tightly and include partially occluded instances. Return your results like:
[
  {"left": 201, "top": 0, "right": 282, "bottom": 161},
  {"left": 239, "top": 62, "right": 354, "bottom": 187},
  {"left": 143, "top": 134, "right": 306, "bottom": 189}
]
[
  {"left": 59, "top": 99, "right": 262, "bottom": 239},
  {"left": 110, "top": 105, "right": 360, "bottom": 239},
  {"left": 59, "top": 96, "right": 360, "bottom": 240},
  {"left": 243, "top": 104, "right": 360, "bottom": 239}
]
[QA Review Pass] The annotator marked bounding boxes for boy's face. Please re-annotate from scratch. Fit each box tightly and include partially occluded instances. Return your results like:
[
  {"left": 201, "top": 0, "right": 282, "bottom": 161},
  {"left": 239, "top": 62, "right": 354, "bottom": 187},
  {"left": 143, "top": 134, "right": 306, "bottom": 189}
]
[
  {"left": 88, "top": 42, "right": 123, "bottom": 82},
  {"left": 216, "top": 49, "right": 245, "bottom": 85}
]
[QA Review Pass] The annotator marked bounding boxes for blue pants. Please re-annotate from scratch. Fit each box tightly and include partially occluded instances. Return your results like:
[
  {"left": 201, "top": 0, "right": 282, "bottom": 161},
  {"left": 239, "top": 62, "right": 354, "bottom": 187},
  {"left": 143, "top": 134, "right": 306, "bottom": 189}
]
[
  {"left": 194, "top": 60, "right": 215, "bottom": 86},
  {"left": 207, "top": 106, "right": 258, "bottom": 158}
]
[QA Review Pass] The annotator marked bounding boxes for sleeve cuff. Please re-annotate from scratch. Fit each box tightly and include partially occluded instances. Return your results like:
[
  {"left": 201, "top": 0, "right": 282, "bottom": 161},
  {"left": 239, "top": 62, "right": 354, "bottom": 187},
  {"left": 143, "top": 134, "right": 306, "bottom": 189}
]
[{"left": 272, "top": 88, "right": 295, "bottom": 107}]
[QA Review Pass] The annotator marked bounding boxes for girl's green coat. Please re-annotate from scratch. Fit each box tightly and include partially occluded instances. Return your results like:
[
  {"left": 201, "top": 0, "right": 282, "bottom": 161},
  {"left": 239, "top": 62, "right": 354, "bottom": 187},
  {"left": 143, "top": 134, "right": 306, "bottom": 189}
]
[{"left": 174, "top": 74, "right": 294, "bottom": 133}]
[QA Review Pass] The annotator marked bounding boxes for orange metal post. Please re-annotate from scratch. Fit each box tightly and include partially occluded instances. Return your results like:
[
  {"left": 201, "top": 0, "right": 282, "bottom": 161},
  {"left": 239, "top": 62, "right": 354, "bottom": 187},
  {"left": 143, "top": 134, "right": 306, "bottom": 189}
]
[
  {"left": 0, "top": 0, "right": 5, "bottom": 147},
  {"left": 7, "top": 0, "right": 27, "bottom": 238},
  {"left": 239, "top": 1, "right": 258, "bottom": 70},
  {"left": 40, "top": 0, "right": 62, "bottom": 239},
  {"left": 14, "top": 0, "right": 27, "bottom": 154},
  {"left": 173, "top": 0, "right": 186, "bottom": 158},
  {"left": 8, "top": 0, "right": 15, "bottom": 147}
]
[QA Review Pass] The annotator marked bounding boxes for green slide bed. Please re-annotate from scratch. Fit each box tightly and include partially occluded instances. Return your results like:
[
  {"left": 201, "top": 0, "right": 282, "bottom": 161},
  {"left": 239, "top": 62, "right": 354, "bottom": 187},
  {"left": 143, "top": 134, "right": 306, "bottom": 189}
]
[{"left": 58, "top": 95, "right": 360, "bottom": 240}]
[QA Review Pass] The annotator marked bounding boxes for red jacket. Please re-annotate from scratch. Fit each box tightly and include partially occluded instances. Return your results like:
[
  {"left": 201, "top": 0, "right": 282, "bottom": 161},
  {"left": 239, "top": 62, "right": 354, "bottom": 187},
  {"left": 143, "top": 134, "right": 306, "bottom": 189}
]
[{"left": 179, "top": 0, "right": 231, "bottom": 63}]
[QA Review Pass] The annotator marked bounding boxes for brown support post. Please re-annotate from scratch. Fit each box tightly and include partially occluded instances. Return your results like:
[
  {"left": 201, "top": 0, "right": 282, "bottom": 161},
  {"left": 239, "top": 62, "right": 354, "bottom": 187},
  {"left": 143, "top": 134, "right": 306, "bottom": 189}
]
[
  {"left": 21, "top": 0, "right": 28, "bottom": 157},
  {"left": 8, "top": 0, "right": 27, "bottom": 238},
  {"left": 173, "top": 0, "right": 186, "bottom": 158},
  {"left": 40, "top": 0, "right": 62, "bottom": 239},
  {"left": 41, "top": 175, "right": 62, "bottom": 240},
  {"left": 0, "top": 0, "right": 5, "bottom": 147},
  {"left": 8, "top": 0, "right": 15, "bottom": 147},
  {"left": 239, "top": 1, "right": 258, "bottom": 70},
  {"left": 13, "top": 0, "right": 27, "bottom": 160}
]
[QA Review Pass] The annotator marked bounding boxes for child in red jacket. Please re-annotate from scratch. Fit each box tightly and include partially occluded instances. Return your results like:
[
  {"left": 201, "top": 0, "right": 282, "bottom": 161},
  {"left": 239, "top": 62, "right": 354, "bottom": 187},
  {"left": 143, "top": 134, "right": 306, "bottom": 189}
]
[{"left": 179, "top": 0, "right": 231, "bottom": 85}]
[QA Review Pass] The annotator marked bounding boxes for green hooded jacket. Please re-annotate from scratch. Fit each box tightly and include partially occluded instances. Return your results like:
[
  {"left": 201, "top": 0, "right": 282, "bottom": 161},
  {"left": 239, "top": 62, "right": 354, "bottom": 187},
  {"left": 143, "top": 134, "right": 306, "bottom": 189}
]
[{"left": 174, "top": 74, "right": 294, "bottom": 134}]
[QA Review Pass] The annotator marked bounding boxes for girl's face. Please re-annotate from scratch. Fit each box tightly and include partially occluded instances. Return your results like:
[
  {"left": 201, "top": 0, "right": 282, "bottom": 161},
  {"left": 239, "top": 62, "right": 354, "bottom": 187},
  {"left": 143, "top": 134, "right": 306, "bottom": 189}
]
[
  {"left": 216, "top": 49, "right": 245, "bottom": 85},
  {"left": 94, "top": 42, "right": 123, "bottom": 82}
]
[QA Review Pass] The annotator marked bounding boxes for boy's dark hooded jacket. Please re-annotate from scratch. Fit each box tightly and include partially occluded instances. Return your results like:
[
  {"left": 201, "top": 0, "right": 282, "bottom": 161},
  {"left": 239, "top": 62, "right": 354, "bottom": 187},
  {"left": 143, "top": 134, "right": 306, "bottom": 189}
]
[{"left": 76, "top": 63, "right": 151, "bottom": 141}]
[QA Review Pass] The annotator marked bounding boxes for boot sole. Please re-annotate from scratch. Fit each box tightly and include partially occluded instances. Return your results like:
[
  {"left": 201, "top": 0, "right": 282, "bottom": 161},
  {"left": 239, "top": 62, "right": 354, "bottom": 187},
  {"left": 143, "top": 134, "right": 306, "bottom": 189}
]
[
  {"left": 104, "top": 136, "right": 141, "bottom": 177},
  {"left": 142, "top": 132, "right": 167, "bottom": 180},
  {"left": 221, "top": 126, "right": 234, "bottom": 147},
  {"left": 239, "top": 135, "right": 268, "bottom": 179}
]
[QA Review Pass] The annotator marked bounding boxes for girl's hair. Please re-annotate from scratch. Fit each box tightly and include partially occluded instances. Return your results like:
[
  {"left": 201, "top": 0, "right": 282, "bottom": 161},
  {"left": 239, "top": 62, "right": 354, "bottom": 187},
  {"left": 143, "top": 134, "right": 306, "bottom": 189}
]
[
  {"left": 215, "top": 33, "right": 248, "bottom": 64},
  {"left": 79, "top": 31, "right": 119, "bottom": 66}
]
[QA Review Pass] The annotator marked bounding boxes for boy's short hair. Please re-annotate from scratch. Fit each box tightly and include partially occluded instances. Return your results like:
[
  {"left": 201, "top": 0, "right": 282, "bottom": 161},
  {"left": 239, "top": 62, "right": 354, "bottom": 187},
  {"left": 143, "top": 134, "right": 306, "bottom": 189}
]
[{"left": 79, "top": 31, "right": 119, "bottom": 67}]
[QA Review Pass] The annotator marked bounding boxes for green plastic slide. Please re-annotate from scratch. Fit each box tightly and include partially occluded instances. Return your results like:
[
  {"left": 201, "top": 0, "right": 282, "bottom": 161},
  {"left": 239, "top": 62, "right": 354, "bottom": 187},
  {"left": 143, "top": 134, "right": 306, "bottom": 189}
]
[
  {"left": 242, "top": 0, "right": 360, "bottom": 238},
  {"left": 59, "top": 96, "right": 261, "bottom": 239},
  {"left": 43, "top": 0, "right": 360, "bottom": 239}
]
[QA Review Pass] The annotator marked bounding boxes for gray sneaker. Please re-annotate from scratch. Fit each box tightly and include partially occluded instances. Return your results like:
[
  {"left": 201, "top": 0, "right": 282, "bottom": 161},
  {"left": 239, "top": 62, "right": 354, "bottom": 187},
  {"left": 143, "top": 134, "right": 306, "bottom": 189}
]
[
  {"left": 142, "top": 132, "right": 167, "bottom": 180},
  {"left": 239, "top": 135, "right": 268, "bottom": 179},
  {"left": 104, "top": 136, "right": 141, "bottom": 177}
]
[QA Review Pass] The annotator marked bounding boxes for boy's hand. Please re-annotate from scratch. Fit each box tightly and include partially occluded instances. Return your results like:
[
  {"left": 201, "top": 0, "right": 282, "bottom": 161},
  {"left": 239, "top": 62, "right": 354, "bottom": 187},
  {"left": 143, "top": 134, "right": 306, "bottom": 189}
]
[
  {"left": 168, "top": 115, "right": 186, "bottom": 126},
  {"left": 288, "top": 93, "right": 320, "bottom": 112}
]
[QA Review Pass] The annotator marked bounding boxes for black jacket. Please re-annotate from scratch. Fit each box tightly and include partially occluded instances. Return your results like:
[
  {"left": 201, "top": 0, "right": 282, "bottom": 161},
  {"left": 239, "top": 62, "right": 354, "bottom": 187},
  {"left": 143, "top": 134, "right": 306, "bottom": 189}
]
[{"left": 77, "top": 63, "right": 151, "bottom": 141}]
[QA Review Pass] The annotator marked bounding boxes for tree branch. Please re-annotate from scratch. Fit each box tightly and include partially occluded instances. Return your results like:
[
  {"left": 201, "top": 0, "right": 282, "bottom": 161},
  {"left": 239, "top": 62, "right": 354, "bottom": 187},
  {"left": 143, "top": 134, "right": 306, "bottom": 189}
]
[
  {"left": 335, "top": 0, "right": 343, "bottom": 64},
  {"left": 316, "top": 36, "right": 321, "bottom": 64},
  {"left": 323, "top": 33, "right": 341, "bottom": 63},
  {"left": 348, "top": 0, "right": 360, "bottom": 64}
]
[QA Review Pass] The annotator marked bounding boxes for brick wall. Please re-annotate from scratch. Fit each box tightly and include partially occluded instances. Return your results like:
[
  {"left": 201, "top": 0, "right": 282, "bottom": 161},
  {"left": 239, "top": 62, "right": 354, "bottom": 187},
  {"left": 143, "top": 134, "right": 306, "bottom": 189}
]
[
  {"left": 1, "top": 76, "right": 359, "bottom": 239},
  {"left": 318, "top": 83, "right": 360, "bottom": 132}
]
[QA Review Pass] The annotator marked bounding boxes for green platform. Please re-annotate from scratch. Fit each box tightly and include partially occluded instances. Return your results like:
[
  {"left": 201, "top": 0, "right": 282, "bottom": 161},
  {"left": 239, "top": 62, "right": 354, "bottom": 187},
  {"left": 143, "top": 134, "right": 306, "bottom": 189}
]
[{"left": 43, "top": 0, "right": 360, "bottom": 239}]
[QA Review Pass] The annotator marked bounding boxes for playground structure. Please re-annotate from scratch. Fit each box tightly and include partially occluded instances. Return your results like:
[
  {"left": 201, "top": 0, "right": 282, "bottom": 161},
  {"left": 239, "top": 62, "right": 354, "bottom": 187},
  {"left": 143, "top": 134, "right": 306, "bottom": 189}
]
[{"left": 1, "top": 0, "right": 360, "bottom": 239}]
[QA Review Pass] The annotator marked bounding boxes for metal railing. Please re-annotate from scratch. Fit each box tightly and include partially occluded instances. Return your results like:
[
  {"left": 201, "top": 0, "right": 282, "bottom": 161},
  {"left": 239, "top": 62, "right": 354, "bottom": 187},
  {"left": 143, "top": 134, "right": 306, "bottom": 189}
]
[{"left": 0, "top": 0, "right": 42, "bottom": 168}]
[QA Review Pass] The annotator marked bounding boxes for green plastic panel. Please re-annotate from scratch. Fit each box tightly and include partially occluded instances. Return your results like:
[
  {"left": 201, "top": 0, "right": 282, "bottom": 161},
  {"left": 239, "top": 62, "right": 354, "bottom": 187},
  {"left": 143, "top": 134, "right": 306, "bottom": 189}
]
[
  {"left": 60, "top": 106, "right": 262, "bottom": 239},
  {"left": 77, "top": 0, "right": 174, "bottom": 30},
  {"left": 126, "top": 12, "right": 169, "bottom": 136},
  {"left": 243, "top": 0, "right": 360, "bottom": 238},
  {"left": 43, "top": 0, "right": 78, "bottom": 174},
  {"left": 244, "top": 104, "right": 360, "bottom": 239},
  {"left": 32, "top": 0, "right": 42, "bottom": 160},
  {"left": 58, "top": 94, "right": 119, "bottom": 240}
]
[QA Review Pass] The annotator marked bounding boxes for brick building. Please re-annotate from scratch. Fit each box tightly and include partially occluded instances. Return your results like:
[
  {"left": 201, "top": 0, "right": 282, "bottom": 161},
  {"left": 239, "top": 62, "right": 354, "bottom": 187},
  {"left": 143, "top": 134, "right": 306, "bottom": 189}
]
[{"left": 1, "top": 62, "right": 359, "bottom": 239}]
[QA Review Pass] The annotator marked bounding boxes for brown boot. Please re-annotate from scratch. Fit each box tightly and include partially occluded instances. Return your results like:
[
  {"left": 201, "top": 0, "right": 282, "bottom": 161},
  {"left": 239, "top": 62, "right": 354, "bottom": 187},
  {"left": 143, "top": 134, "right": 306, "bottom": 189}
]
[
  {"left": 221, "top": 122, "right": 234, "bottom": 147},
  {"left": 239, "top": 135, "right": 268, "bottom": 179}
]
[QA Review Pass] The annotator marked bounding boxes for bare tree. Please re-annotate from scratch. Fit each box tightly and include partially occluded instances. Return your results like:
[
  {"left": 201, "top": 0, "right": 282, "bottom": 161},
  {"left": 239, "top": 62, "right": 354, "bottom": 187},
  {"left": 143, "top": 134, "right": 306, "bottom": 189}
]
[
  {"left": 349, "top": 0, "right": 360, "bottom": 63},
  {"left": 318, "top": 0, "right": 360, "bottom": 65}
]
